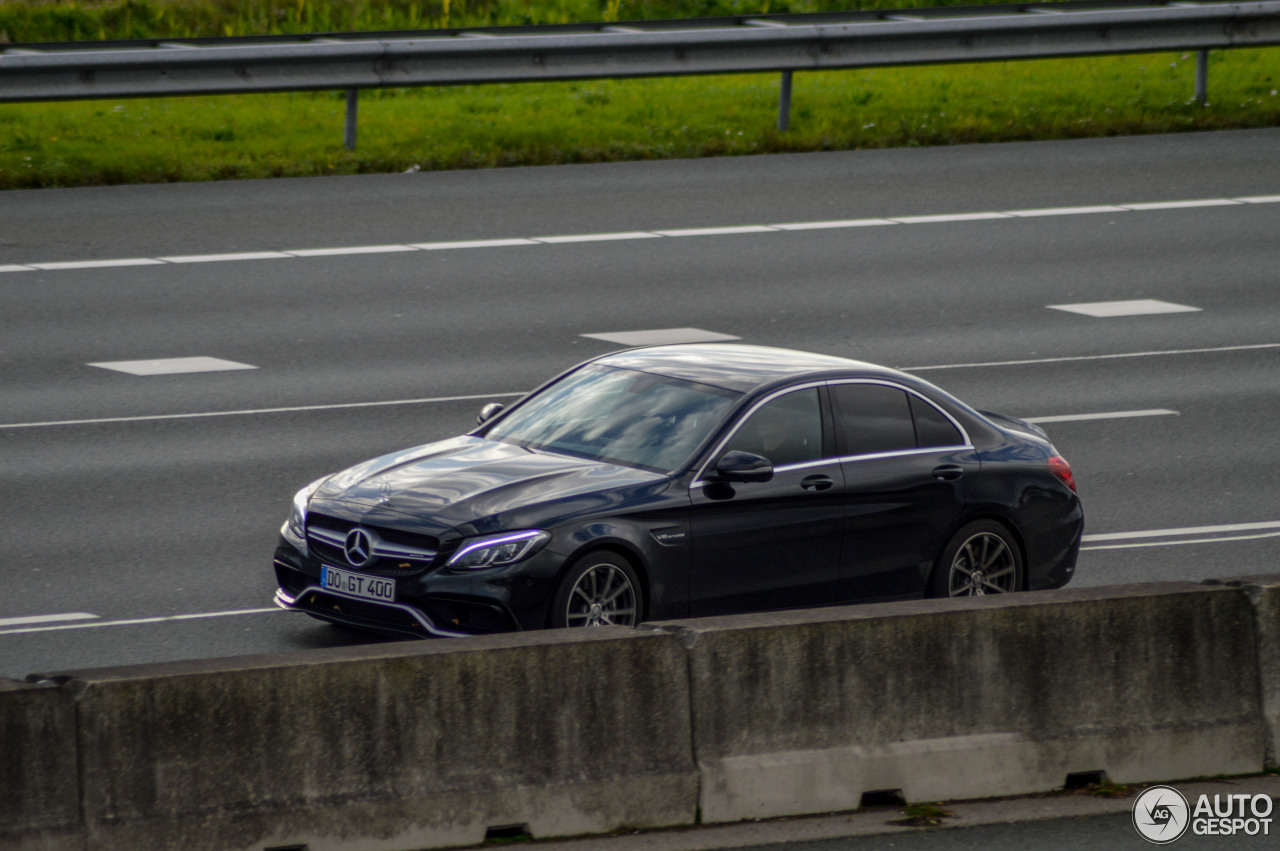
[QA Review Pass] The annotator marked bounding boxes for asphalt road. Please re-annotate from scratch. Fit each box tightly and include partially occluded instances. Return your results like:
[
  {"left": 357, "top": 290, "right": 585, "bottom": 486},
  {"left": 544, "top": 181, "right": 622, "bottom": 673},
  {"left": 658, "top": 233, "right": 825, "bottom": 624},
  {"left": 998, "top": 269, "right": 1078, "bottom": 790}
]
[{"left": 2, "top": 128, "right": 1277, "bottom": 680}]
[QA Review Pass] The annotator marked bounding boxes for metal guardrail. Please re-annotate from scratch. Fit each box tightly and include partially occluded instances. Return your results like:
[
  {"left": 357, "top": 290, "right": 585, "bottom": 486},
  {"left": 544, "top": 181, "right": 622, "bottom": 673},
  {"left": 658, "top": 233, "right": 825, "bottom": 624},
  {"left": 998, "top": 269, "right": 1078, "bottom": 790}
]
[{"left": 2, "top": 0, "right": 1278, "bottom": 148}]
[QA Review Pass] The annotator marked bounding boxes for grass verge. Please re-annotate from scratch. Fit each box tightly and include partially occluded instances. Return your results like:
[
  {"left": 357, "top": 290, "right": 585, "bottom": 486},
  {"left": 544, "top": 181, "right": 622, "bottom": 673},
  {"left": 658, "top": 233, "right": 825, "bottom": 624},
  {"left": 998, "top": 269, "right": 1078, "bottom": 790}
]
[{"left": 1, "top": 48, "right": 1278, "bottom": 189}]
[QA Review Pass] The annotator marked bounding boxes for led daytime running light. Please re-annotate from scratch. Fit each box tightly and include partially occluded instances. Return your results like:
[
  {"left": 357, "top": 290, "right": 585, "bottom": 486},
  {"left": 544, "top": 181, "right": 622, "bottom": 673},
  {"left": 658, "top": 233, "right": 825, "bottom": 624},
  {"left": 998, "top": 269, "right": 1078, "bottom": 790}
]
[{"left": 448, "top": 530, "right": 548, "bottom": 569}]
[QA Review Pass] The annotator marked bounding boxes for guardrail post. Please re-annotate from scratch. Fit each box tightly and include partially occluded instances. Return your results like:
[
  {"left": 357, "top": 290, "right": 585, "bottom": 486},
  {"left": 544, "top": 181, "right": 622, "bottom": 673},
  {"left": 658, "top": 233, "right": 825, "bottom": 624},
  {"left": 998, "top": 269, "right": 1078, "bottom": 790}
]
[
  {"left": 777, "top": 70, "right": 793, "bottom": 131},
  {"left": 344, "top": 89, "right": 359, "bottom": 150},
  {"left": 1195, "top": 49, "right": 1209, "bottom": 105}
]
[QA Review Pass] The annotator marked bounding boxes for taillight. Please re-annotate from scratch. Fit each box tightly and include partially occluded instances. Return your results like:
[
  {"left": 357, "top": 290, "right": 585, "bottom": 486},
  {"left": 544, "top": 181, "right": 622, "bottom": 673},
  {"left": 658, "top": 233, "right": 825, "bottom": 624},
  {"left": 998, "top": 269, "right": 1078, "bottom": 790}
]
[{"left": 1049, "top": 455, "right": 1076, "bottom": 492}]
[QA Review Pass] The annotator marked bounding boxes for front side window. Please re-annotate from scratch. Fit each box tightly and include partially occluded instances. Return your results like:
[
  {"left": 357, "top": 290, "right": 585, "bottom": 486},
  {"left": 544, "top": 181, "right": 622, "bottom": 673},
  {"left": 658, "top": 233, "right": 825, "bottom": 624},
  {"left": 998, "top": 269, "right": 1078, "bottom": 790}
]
[
  {"left": 721, "top": 388, "right": 823, "bottom": 467},
  {"left": 485, "top": 364, "right": 740, "bottom": 472}
]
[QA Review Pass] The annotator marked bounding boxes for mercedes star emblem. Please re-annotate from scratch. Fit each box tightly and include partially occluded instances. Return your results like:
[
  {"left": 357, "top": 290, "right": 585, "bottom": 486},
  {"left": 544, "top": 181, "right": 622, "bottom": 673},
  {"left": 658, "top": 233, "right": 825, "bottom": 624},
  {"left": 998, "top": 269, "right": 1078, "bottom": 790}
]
[{"left": 344, "top": 528, "right": 375, "bottom": 568}]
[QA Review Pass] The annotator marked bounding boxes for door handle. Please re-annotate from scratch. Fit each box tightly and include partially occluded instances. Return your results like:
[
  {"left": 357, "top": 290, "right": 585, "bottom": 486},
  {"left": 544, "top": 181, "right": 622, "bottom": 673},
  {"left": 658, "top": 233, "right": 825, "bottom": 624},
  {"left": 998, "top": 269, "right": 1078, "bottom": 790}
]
[
  {"left": 931, "top": 464, "right": 965, "bottom": 481},
  {"left": 801, "top": 475, "right": 835, "bottom": 492}
]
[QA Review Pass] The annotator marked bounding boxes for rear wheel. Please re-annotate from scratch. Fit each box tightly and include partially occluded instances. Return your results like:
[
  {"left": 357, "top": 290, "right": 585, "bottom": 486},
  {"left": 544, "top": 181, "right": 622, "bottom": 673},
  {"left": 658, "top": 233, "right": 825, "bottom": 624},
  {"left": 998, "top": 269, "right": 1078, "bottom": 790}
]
[
  {"left": 929, "top": 521, "right": 1023, "bottom": 597},
  {"left": 549, "top": 553, "right": 641, "bottom": 628}
]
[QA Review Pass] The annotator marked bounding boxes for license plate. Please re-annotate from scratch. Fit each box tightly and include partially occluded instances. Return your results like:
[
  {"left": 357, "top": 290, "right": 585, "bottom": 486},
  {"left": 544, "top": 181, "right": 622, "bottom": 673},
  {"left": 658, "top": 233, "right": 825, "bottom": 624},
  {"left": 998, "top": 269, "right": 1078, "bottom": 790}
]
[{"left": 320, "top": 564, "right": 396, "bottom": 602}]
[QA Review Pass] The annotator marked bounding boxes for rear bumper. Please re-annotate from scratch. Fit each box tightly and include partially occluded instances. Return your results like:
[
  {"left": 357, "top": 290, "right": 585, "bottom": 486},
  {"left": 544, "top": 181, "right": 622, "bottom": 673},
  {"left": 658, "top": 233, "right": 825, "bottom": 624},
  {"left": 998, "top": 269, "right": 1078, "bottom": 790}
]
[{"left": 1025, "top": 500, "right": 1084, "bottom": 591}]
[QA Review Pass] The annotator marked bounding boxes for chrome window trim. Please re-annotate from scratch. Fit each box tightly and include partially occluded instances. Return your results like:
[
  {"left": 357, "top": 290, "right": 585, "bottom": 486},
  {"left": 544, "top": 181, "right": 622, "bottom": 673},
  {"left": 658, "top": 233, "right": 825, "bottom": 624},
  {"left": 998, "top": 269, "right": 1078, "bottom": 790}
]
[
  {"left": 836, "top": 444, "right": 975, "bottom": 465},
  {"left": 691, "top": 377, "right": 974, "bottom": 488}
]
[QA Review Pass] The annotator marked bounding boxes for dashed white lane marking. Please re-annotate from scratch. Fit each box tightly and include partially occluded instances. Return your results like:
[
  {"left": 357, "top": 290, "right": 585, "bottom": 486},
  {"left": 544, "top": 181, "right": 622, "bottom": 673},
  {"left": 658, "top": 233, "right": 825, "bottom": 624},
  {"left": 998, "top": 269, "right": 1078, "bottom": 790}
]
[
  {"left": 2, "top": 194, "right": 1275, "bottom": 274},
  {"left": 581, "top": 328, "right": 742, "bottom": 346},
  {"left": 0, "top": 612, "right": 98, "bottom": 628},
  {"left": 1025, "top": 409, "right": 1178, "bottom": 424},
  {"left": 0, "top": 607, "right": 281, "bottom": 636},
  {"left": 89, "top": 357, "right": 258, "bottom": 376},
  {"left": 1048, "top": 299, "right": 1202, "bottom": 318}
]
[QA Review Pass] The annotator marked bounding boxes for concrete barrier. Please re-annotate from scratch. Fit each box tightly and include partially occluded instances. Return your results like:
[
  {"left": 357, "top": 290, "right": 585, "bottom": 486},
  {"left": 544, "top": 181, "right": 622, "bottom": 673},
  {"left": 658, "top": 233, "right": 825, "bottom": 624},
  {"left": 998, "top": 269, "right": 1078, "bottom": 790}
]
[
  {"left": 0, "top": 680, "right": 81, "bottom": 851},
  {"left": 652, "top": 582, "right": 1266, "bottom": 823},
  {"left": 58, "top": 627, "right": 696, "bottom": 851},
  {"left": 4, "top": 577, "right": 1279, "bottom": 850},
  {"left": 1211, "top": 575, "right": 1280, "bottom": 768}
]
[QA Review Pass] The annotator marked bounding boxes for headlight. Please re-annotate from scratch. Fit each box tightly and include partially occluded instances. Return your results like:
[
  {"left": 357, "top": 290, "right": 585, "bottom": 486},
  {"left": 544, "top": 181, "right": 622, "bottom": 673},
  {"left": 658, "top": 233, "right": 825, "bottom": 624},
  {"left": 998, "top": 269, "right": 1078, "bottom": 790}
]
[
  {"left": 447, "top": 530, "right": 550, "bottom": 570},
  {"left": 281, "top": 476, "right": 328, "bottom": 551}
]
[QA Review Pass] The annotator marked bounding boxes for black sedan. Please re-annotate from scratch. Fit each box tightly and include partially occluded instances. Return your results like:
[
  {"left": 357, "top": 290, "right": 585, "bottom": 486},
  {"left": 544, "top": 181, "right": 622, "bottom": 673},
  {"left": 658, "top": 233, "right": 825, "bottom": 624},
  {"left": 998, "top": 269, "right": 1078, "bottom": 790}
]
[{"left": 273, "top": 344, "right": 1082, "bottom": 637}]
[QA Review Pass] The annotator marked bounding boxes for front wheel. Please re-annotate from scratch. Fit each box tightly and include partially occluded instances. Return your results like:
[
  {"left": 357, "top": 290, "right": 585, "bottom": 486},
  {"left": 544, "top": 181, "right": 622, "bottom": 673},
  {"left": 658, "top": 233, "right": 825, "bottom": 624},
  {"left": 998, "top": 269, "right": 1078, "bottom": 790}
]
[
  {"left": 929, "top": 521, "right": 1023, "bottom": 598},
  {"left": 549, "top": 554, "right": 641, "bottom": 629}
]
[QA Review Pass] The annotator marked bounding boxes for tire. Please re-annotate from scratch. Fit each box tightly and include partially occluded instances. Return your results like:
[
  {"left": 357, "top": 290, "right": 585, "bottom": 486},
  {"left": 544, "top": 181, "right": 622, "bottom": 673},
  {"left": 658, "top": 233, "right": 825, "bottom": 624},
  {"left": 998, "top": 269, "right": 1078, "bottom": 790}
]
[
  {"left": 929, "top": 520, "right": 1023, "bottom": 598},
  {"left": 549, "top": 553, "right": 642, "bottom": 628}
]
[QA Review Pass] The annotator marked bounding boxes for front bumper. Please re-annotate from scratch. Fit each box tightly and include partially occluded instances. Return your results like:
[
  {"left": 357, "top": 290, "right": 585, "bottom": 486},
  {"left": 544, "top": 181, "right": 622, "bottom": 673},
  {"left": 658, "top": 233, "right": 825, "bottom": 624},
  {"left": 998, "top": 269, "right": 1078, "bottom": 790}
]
[{"left": 272, "top": 536, "right": 570, "bottom": 637}]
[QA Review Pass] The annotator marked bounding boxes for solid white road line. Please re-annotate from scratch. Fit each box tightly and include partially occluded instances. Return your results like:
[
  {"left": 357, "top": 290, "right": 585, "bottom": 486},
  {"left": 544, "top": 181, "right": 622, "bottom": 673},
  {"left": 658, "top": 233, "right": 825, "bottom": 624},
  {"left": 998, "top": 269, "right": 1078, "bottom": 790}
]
[
  {"left": 1082, "top": 521, "right": 1280, "bottom": 551},
  {"left": 1082, "top": 530, "right": 1280, "bottom": 550},
  {"left": 1006, "top": 206, "right": 1127, "bottom": 217},
  {"left": 4, "top": 343, "right": 1276, "bottom": 430},
  {"left": 905, "top": 342, "right": 1280, "bottom": 371},
  {"left": 0, "top": 392, "right": 526, "bottom": 430},
  {"left": 890, "top": 212, "right": 1011, "bottom": 224},
  {"left": 159, "top": 252, "right": 292, "bottom": 263},
  {"left": 29, "top": 258, "right": 165, "bottom": 270},
  {"left": 285, "top": 245, "right": 420, "bottom": 257},
  {"left": 4, "top": 520, "right": 1278, "bottom": 635},
  {"left": 0, "top": 613, "right": 98, "bottom": 628},
  {"left": 0, "top": 607, "right": 282, "bottom": 636},
  {"left": 770, "top": 219, "right": 897, "bottom": 230},
  {"left": 1083, "top": 521, "right": 1280, "bottom": 542},
  {"left": 3, "top": 194, "right": 1275, "bottom": 274},
  {"left": 412, "top": 238, "right": 537, "bottom": 250},
  {"left": 654, "top": 225, "right": 779, "bottom": 237},
  {"left": 533, "top": 232, "right": 662, "bottom": 244},
  {"left": 1025, "top": 409, "right": 1178, "bottom": 424}
]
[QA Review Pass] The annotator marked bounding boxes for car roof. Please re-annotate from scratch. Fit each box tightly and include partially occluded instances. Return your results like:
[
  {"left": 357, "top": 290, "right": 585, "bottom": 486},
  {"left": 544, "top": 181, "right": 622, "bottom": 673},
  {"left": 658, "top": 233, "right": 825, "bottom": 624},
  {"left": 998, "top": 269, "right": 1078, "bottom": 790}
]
[{"left": 592, "top": 343, "right": 898, "bottom": 393}]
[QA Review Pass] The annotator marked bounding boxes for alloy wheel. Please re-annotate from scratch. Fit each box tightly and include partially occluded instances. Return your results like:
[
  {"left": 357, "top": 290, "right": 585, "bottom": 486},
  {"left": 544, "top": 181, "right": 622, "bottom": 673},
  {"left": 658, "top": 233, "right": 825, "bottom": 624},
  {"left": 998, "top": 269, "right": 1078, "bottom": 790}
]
[
  {"left": 948, "top": 532, "right": 1019, "bottom": 596},
  {"left": 564, "top": 562, "right": 638, "bottom": 627}
]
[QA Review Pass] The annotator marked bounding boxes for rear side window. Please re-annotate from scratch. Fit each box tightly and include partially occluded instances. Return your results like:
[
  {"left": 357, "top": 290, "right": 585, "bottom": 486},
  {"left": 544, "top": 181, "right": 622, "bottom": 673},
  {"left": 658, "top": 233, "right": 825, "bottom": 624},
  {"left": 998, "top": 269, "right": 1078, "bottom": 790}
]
[
  {"left": 830, "top": 384, "right": 915, "bottom": 455},
  {"left": 910, "top": 394, "right": 964, "bottom": 448},
  {"left": 831, "top": 383, "right": 965, "bottom": 455}
]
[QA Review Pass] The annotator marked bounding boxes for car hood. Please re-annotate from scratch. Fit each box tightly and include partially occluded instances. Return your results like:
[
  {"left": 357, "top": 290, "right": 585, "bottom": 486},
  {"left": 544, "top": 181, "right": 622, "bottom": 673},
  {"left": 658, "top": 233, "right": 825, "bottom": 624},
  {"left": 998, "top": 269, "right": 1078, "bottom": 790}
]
[{"left": 313, "top": 436, "right": 669, "bottom": 532}]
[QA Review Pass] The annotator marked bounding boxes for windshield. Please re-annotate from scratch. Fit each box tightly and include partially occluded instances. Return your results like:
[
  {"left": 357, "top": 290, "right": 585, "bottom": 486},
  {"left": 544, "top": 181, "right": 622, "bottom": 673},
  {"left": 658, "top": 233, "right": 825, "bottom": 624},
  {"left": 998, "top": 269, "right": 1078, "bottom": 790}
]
[{"left": 485, "top": 363, "right": 741, "bottom": 472}]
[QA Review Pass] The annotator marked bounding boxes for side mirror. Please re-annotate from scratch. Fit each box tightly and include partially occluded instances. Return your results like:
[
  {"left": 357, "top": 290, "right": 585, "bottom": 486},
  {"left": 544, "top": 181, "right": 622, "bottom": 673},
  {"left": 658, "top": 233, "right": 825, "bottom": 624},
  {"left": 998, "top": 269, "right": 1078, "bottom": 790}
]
[
  {"left": 477, "top": 402, "right": 505, "bottom": 425},
  {"left": 711, "top": 450, "right": 773, "bottom": 484}
]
